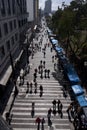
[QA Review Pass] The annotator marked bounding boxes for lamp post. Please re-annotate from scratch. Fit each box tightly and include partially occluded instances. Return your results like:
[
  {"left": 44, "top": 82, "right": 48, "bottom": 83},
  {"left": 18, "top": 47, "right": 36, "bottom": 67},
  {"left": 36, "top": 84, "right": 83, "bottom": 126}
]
[
  {"left": 9, "top": 51, "right": 15, "bottom": 79},
  {"left": 26, "top": 35, "right": 29, "bottom": 64}
]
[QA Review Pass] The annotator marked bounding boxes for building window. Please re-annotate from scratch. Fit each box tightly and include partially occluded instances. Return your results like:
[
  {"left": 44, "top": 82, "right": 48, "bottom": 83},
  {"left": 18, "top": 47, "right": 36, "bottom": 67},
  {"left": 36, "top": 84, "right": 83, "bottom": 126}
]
[
  {"left": 11, "top": 36, "right": 15, "bottom": 45},
  {"left": 9, "top": 21, "right": 13, "bottom": 32},
  {"left": 3, "top": 23, "right": 8, "bottom": 35},
  {"left": 0, "top": 26, "right": 2, "bottom": 39},
  {"left": 12, "top": 0, "right": 15, "bottom": 14},
  {"left": 18, "top": 20, "right": 21, "bottom": 28},
  {"left": 6, "top": 40, "right": 10, "bottom": 51},
  {"left": 7, "top": 0, "right": 11, "bottom": 15},
  {"left": 1, "top": 0, "right": 6, "bottom": 16},
  {"left": 15, "top": 33, "right": 18, "bottom": 41},
  {"left": 0, "top": 46, "right": 5, "bottom": 59},
  {"left": 14, "top": 20, "right": 17, "bottom": 29}
]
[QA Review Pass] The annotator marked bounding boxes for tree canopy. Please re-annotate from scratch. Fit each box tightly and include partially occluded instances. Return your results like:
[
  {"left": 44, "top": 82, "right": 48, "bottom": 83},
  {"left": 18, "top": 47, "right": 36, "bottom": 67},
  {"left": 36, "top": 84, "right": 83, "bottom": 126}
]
[{"left": 51, "top": 0, "right": 87, "bottom": 62}]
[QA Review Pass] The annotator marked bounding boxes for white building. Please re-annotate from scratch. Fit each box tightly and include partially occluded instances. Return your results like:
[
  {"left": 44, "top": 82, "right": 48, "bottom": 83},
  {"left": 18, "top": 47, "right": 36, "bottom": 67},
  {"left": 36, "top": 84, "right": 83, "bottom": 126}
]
[{"left": 0, "top": 0, "right": 28, "bottom": 87}]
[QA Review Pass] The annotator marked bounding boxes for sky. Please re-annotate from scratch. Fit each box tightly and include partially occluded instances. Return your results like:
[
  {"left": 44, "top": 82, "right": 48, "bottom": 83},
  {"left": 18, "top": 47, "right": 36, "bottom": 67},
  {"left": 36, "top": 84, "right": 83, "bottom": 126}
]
[{"left": 39, "top": 0, "right": 72, "bottom": 11}]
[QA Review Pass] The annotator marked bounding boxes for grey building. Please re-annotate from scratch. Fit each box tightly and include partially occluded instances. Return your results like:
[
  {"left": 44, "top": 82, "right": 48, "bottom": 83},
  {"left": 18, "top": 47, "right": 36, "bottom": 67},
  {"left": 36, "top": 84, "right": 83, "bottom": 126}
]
[
  {"left": 0, "top": 0, "right": 28, "bottom": 88},
  {"left": 44, "top": 0, "right": 52, "bottom": 15},
  {"left": 27, "top": 0, "right": 39, "bottom": 25}
]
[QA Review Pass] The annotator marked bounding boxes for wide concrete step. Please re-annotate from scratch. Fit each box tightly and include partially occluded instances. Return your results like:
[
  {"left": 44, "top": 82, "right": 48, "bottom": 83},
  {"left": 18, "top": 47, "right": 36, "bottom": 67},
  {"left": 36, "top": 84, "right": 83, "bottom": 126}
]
[
  {"left": 11, "top": 118, "right": 69, "bottom": 124},
  {"left": 15, "top": 96, "right": 71, "bottom": 104},
  {"left": 13, "top": 102, "right": 70, "bottom": 107},
  {"left": 12, "top": 129, "right": 70, "bottom": 130},
  {"left": 11, "top": 113, "right": 68, "bottom": 119},
  {"left": 12, "top": 108, "right": 68, "bottom": 113},
  {"left": 11, "top": 122, "right": 70, "bottom": 129}
]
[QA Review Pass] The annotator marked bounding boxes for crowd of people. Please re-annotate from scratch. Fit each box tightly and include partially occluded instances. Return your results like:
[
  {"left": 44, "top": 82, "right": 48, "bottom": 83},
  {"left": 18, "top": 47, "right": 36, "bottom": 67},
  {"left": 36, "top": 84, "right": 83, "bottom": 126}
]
[{"left": 5, "top": 19, "right": 79, "bottom": 130}]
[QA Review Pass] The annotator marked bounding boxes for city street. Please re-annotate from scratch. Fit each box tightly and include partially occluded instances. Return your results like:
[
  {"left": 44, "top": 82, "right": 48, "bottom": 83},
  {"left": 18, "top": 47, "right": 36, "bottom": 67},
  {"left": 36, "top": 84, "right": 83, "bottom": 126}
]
[{"left": 5, "top": 19, "right": 74, "bottom": 130}]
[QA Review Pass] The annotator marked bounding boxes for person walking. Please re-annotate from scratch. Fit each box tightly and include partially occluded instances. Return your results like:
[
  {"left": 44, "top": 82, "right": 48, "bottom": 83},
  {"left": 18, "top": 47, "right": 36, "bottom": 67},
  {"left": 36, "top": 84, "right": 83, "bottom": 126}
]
[
  {"left": 47, "top": 113, "right": 52, "bottom": 127},
  {"left": 48, "top": 108, "right": 52, "bottom": 117},
  {"left": 54, "top": 63, "right": 56, "bottom": 70},
  {"left": 14, "top": 86, "right": 19, "bottom": 98},
  {"left": 66, "top": 103, "right": 73, "bottom": 121},
  {"left": 44, "top": 69, "right": 47, "bottom": 78},
  {"left": 40, "top": 69, "right": 43, "bottom": 79},
  {"left": 50, "top": 47, "right": 53, "bottom": 52},
  {"left": 43, "top": 51, "right": 46, "bottom": 58},
  {"left": 40, "top": 60, "right": 42, "bottom": 65},
  {"left": 34, "top": 68, "right": 38, "bottom": 75},
  {"left": 34, "top": 82, "right": 37, "bottom": 94},
  {"left": 47, "top": 69, "right": 50, "bottom": 78},
  {"left": 39, "top": 85, "right": 43, "bottom": 97},
  {"left": 41, "top": 118, "right": 45, "bottom": 130},
  {"left": 52, "top": 99, "right": 56, "bottom": 115},
  {"left": 35, "top": 117, "right": 41, "bottom": 130},
  {"left": 59, "top": 102, "right": 63, "bottom": 118},
  {"left": 43, "top": 61, "right": 45, "bottom": 68},
  {"left": 31, "top": 102, "right": 35, "bottom": 118},
  {"left": 30, "top": 82, "right": 33, "bottom": 94},
  {"left": 33, "top": 72, "right": 37, "bottom": 82},
  {"left": 57, "top": 99, "right": 61, "bottom": 113},
  {"left": 26, "top": 82, "right": 29, "bottom": 94},
  {"left": 38, "top": 65, "right": 41, "bottom": 74},
  {"left": 52, "top": 56, "right": 54, "bottom": 62}
]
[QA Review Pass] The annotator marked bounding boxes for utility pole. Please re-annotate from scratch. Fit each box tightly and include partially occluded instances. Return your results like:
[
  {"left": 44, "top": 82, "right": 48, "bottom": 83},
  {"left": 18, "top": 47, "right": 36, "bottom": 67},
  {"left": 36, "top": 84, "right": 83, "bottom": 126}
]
[{"left": 9, "top": 51, "right": 15, "bottom": 79}]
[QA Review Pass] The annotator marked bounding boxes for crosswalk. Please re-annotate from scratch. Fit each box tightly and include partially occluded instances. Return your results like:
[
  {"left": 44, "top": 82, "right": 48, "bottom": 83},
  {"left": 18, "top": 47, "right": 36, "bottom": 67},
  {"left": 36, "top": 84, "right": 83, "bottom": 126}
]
[{"left": 10, "top": 22, "right": 73, "bottom": 130}]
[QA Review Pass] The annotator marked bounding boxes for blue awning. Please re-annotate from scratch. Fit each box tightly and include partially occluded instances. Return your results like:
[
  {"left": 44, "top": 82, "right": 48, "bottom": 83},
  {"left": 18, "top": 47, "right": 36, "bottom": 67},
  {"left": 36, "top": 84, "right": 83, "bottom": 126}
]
[
  {"left": 67, "top": 73, "right": 80, "bottom": 84},
  {"left": 64, "top": 63, "right": 81, "bottom": 84},
  {"left": 51, "top": 39, "right": 58, "bottom": 45},
  {"left": 76, "top": 95, "right": 87, "bottom": 107},
  {"left": 59, "top": 55, "right": 67, "bottom": 61},
  {"left": 55, "top": 46, "right": 63, "bottom": 52},
  {"left": 71, "top": 85, "right": 84, "bottom": 96}
]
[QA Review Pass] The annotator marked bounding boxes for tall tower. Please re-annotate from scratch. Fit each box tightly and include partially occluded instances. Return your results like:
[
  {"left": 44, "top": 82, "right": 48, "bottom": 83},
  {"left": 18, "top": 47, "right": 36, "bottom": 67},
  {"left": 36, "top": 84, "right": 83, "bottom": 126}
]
[
  {"left": 34, "top": 0, "right": 39, "bottom": 23},
  {"left": 27, "top": 0, "right": 39, "bottom": 24},
  {"left": 44, "top": 0, "right": 52, "bottom": 15}
]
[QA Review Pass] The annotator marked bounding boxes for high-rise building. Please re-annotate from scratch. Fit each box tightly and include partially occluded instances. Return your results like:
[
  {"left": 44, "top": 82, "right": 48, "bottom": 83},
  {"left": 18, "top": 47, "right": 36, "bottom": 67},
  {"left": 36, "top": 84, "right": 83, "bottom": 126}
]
[
  {"left": 44, "top": 0, "right": 52, "bottom": 15},
  {"left": 27, "top": 0, "right": 39, "bottom": 24},
  {"left": 0, "top": 0, "right": 28, "bottom": 87}
]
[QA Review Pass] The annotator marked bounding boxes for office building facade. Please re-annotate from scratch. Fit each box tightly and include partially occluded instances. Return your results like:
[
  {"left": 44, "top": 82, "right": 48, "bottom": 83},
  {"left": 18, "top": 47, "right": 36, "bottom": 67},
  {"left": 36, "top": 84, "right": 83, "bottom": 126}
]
[{"left": 0, "top": 0, "right": 28, "bottom": 87}]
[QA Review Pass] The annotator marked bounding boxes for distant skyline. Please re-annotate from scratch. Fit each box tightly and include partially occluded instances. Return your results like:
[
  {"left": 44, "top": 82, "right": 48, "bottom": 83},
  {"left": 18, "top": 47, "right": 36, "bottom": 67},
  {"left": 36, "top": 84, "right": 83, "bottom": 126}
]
[{"left": 39, "top": 0, "right": 72, "bottom": 11}]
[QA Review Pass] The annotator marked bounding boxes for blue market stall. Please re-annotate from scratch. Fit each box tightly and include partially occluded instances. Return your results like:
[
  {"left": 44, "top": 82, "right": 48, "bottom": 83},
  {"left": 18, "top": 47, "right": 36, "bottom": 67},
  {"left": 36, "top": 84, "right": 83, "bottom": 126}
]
[
  {"left": 74, "top": 95, "right": 87, "bottom": 129},
  {"left": 71, "top": 85, "right": 84, "bottom": 96},
  {"left": 55, "top": 46, "right": 64, "bottom": 53},
  {"left": 50, "top": 39, "right": 58, "bottom": 48},
  {"left": 67, "top": 72, "right": 81, "bottom": 85},
  {"left": 63, "top": 63, "right": 81, "bottom": 85},
  {"left": 55, "top": 46, "right": 65, "bottom": 58},
  {"left": 51, "top": 39, "right": 58, "bottom": 44},
  {"left": 77, "top": 95, "right": 87, "bottom": 107}
]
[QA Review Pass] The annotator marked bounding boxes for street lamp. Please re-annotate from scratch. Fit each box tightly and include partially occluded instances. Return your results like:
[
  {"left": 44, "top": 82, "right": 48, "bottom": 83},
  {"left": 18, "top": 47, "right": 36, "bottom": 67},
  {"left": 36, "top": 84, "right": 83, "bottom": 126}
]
[
  {"left": 26, "top": 35, "right": 29, "bottom": 64},
  {"left": 9, "top": 51, "right": 15, "bottom": 79}
]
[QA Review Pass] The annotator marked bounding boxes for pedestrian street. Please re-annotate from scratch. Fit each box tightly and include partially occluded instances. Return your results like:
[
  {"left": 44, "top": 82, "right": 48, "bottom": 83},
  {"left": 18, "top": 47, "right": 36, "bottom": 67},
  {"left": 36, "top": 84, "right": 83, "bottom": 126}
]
[{"left": 10, "top": 21, "right": 74, "bottom": 130}]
